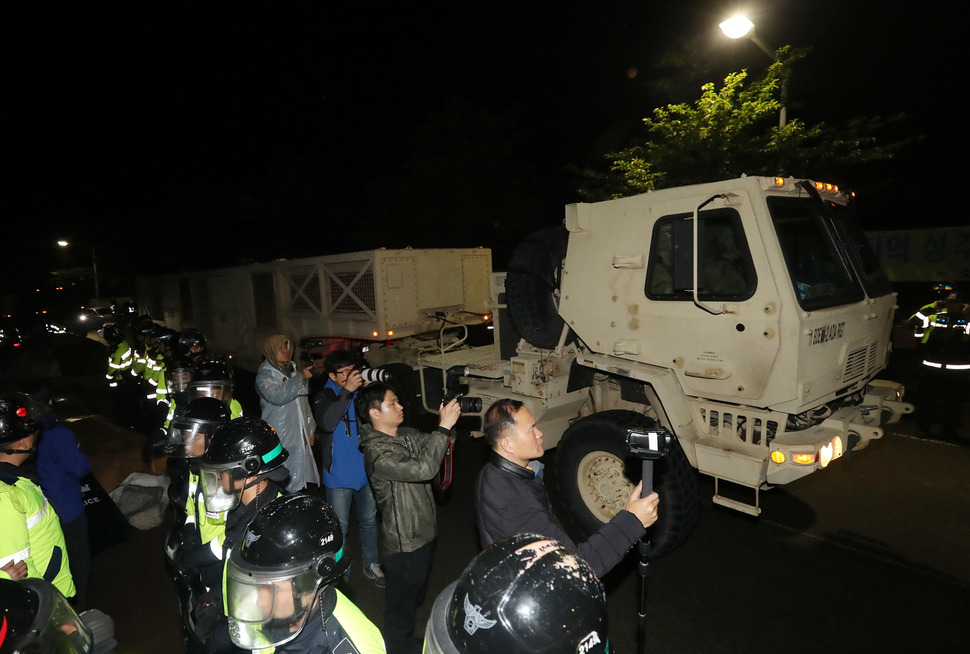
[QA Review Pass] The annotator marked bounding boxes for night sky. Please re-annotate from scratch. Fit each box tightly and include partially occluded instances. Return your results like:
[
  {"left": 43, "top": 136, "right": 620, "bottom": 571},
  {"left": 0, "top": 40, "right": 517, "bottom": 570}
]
[{"left": 6, "top": 1, "right": 963, "bottom": 301}]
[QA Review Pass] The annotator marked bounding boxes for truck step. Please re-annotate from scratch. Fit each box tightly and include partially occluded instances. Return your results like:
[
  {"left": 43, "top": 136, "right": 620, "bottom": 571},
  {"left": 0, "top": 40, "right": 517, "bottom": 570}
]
[{"left": 712, "top": 476, "right": 762, "bottom": 516}]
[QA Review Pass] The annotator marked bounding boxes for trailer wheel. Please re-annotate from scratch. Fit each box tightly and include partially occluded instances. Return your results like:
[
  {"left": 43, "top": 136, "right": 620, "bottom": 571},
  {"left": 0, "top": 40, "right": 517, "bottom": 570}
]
[
  {"left": 506, "top": 226, "right": 575, "bottom": 349},
  {"left": 555, "top": 410, "right": 699, "bottom": 560}
]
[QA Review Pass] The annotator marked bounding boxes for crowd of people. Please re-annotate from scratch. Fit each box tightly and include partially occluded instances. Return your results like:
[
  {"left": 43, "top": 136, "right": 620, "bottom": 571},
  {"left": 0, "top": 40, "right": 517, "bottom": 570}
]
[{"left": 1, "top": 319, "right": 664, "bottom": 654}]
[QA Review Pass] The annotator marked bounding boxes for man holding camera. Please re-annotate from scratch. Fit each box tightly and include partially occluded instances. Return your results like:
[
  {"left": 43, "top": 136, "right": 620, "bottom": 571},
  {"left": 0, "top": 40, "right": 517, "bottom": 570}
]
[
  {"left": 476, "top": 398, "right": 660, "bottom": 578},
  {"left": 357, "top": 382, "right": 460, "bottom": 654},
  {"left": 310, "top": 349, "right": 384, "bottom": 588}
]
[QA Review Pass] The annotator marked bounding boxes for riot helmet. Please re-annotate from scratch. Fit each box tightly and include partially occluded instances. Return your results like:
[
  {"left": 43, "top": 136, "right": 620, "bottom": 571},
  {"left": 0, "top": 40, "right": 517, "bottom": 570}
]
[
  {"left": 932, "top": 282, "right": 956, "bottom": 299},
  {"left": 0, "top": 392, "right": 43, "bottom": 452},
  {"left": 226, "top": 493, "right": 349, "bottom": 650},
  {"left": 132, "top": 315, "right": 156, "bottom": 339},
  {"left": 162, "top": 397, "right": 232, "bottom": 458},
  {"left": 166, "top": 356, "right": 195, "bottom": 395},
  {"left": 424, "top": 533, "right": 609, "bottom": 654},
  {"left": 153, "top": 326, "right": 177, "bottom": 354},
  {"left": 187, "top": 355, "right": 234, "bottom": 405},
  {"left": 101, "top": 323, "right": 125, "bottom": 346},
  {"left": 177, "top": 328, "right": 207, "bottom": 357},
  {"left": 198, "top": 417, "right": 288, "bottom": 512},
  {"left": 0, "top": 578, "right": 93, "bottom": 654}
]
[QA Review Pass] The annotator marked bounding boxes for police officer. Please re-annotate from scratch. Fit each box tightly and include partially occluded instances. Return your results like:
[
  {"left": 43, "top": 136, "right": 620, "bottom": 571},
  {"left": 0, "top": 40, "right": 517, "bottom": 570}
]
[
  {"left": 423, "top": 533, "right": 609, "bottom": 654},
  {"left": 147, "top": 326, "right": 178, "bottom": 415},
  {"left": 102, "top": 323, "right": 139, "bottom": 429},
  {"left": 188, "top": 356, "right": 244, "bottom": 419},
  {"left": 0, "top": 393, "right": 76, "bottom": 600},
  {"left": 190, "top": 417, "right": 290, "bottom": 652},
  {"left": 910, "top": 282, "right": 957, "bottom": 343},
  {"left": 164, "top": 397, "right": 233, "bottom": 558},
  {"left": 225, "top": 493, "right": 385, "bottom": 653},
  {"left": 177, "top": 328, "right": 208, "bottom": 364},
  {"left": 916, "top": 291, "right": 970, "bottom": 439},
  {"left": 101, "top": 323, "right": 132, "bottom": 391},
  {"left": 0, "top": 578, "right": 94, "bottom": 653},
  {"left": 161, "top": 355, "right": 196, "bottom": 433}
]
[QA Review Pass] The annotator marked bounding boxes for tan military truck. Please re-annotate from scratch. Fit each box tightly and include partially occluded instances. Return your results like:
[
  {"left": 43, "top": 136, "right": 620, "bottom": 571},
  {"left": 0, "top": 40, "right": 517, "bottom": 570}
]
[
  {"left": 356, "top": 175, "right": 912, "bottom": 557},
  {"left": 138, "top": 175, "right": 912, "bottom": 559}
]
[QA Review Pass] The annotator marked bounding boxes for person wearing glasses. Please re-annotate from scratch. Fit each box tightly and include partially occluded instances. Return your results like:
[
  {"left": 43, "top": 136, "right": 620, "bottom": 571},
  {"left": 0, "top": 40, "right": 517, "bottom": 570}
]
[
  {"left": 310, "top": 350, "right": 384, "bottom": 588},
  {"left": 255, "top": 333, "right": 318, "bottom": 492}
]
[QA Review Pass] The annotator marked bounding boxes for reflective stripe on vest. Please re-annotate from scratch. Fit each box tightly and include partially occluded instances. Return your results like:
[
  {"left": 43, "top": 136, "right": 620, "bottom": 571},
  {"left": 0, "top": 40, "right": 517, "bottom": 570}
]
[
  {"left": 26, "top": 497, "right": 49, "bottom": 529},
  {"left": 0, "top": 546, "right": 31, "bottom": 567}
]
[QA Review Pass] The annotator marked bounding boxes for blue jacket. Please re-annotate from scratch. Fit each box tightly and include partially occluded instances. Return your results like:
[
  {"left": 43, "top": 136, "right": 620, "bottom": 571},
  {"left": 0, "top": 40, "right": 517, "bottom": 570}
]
[
  {"left": 311, "top": 379, "right": 369, "bottom": 491},
  {"left": 37, "top": 423, "right": 91, "bottom": 524}
]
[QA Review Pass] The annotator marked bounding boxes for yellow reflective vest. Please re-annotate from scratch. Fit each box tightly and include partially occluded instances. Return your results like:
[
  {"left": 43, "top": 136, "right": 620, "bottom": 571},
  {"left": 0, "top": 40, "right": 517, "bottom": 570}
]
[{"left": 0, "top": 473, "right": 76, "bottom": 598}]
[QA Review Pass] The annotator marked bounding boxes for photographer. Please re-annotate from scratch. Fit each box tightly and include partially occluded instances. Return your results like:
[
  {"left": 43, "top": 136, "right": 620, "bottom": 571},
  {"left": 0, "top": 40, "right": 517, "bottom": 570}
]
[
  {"left": 357, "top": 382, "right": 460, "bottom": 654},
  {"left": 309, "top": 349, "right": 384, "bottom": 588},
  {"left": 255, "top": 333, "right": 317, "bottom": 492},
  {"left": 475, "top": 399, "right": 659, "bottom": 578}
]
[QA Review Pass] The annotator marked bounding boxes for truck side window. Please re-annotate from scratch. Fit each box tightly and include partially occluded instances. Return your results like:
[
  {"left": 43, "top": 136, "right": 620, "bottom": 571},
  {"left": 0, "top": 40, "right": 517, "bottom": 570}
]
[{"left": 646, "top": 209, "right": 756, "bottom": 301}]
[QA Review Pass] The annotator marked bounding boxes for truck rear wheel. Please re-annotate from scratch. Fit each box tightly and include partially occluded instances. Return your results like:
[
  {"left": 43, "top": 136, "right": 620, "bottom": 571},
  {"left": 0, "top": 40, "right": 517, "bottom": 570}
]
[
  {"left": 505, "top": 226, "right": 575, "bottom": 349},
  {"left": 555, "top": 410, "right": 699, "bottom": 560}
]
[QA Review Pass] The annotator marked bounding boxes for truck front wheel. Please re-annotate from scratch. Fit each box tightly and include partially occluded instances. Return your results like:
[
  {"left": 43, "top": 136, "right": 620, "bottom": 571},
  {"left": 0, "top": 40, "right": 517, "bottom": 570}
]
[{"left": 555, "top": 410, "right": 699, "bottom": 560}]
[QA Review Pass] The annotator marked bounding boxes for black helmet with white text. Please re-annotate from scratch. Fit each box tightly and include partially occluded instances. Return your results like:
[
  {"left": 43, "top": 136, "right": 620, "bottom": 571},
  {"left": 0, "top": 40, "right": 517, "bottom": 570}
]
[
  {"left": 424, "top": 533, "right": 608, "bottom": 654},
  {"left": 198, "top": 417, "right": 288, "bottom": 512},
  {"left": 225, "top": 493, "right": 349, "bottom": 650}
]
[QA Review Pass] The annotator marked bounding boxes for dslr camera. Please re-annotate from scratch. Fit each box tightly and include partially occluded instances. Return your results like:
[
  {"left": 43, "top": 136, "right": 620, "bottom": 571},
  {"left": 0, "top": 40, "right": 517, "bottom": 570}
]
[{"left": 441, "top": 392, "right": 483, "bottom": 414}]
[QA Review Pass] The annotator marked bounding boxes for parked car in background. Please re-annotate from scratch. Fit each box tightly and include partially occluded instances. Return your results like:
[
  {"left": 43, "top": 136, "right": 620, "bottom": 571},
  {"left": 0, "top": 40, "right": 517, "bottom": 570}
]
[
  {"left": 0, "top": 317, "right": 24, "bottom": 351},
  {"left": 64, "top": 306, "right": 114, "bottom": 336}
]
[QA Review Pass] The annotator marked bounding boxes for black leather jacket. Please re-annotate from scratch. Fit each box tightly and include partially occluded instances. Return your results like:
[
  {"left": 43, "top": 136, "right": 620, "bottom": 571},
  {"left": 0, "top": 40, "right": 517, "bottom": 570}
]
[{"left": 475, "top": 450, "right": 644, "bottom": 577}]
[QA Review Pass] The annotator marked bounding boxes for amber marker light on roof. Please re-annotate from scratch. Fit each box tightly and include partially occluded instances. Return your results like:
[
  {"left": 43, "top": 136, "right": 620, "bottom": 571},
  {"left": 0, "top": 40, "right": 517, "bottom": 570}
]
[{"left": 774, "top": 177, "right": 786, "bottom": 186}]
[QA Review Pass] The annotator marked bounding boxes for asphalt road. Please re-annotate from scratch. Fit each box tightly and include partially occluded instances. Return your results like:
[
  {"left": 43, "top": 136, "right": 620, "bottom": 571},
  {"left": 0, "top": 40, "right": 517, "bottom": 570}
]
[{"left": 3, "top": 334, "right": 967, "bottom": 653}]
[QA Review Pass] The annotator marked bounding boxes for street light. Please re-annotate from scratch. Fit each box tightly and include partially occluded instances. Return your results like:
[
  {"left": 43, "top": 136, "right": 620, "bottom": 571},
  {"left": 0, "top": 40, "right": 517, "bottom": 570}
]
[
  {"left": 57, "top": 239, "right": 100, "bottom": 300},
  {"left": 719, "top": 15, "right": 787, "bottom": 129}
]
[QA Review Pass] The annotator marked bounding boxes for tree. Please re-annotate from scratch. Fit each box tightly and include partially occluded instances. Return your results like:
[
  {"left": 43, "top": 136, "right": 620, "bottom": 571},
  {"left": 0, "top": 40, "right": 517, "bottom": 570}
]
[{"left": 577, "top": 47, "right": 917, "bottom": 201}]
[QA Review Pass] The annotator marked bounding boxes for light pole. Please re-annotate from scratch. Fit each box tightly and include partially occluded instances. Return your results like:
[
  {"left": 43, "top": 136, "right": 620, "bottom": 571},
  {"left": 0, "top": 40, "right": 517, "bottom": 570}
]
[
  {"left": 719, "top": 15, "right": 787, "bottom": 129},
  {"left": 57, "top": 239, "right": 100, "bottom": 300}
]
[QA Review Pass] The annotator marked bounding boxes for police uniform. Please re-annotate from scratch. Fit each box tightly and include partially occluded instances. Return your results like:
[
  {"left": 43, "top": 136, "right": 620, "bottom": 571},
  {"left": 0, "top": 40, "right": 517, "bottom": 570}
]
[{"left": 0, "top": 464, "right": 76, "bottom": 598}]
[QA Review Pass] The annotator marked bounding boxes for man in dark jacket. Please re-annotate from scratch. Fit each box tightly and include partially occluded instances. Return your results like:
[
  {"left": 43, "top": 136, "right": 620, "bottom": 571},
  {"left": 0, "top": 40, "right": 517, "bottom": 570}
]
[
  {"left": 476, "top": 398, "right": 660, "bottom": 578},
  {"left": 357, "top": 382, "right": 460, "bottom": 654},
  {"left": 310, "top": 349, "right": 383, "bottom": 588}
]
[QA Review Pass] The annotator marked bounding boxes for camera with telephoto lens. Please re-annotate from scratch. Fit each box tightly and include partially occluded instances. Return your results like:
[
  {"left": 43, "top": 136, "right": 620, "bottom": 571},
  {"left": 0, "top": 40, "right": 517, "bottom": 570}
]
[
  {"left": 358, "top": 366, "right": 390, "bottom": 384},
  {"left": 441, "top": 391, "right": 483, "bottom": 414}
]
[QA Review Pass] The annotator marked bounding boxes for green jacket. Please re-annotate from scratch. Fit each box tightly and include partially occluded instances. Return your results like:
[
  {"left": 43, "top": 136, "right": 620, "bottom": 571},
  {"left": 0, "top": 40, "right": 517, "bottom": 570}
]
[{"left": 360, "top": 424, "right": 452, "bottom": 556}]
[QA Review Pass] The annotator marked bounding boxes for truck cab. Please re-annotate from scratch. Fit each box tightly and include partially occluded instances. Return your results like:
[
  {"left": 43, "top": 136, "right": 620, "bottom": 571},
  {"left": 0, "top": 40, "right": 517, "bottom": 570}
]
[{"left": 548, "top": 176, "right": 912, "bottom": 514}]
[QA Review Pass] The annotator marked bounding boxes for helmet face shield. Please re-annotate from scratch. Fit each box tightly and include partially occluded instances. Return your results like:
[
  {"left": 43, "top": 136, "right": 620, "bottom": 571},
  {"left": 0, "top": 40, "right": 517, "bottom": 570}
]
[
  {"left": 199, "top": 462, "right": 252, "bottom": 513},
  {"left": 188, "top": 381, "right": 232, "bottom": 405},
  {"left": 9, "top": 579, "right": 93, "bottom": 653},
  {"left": 163, "top": 419, "right": 210, "bottom": 458},
  {"left": 226, "top": 563, "right": 323, "bottom": 649},
  {"left": 169, "top": 369, "right": 193, "bottom": 394}
]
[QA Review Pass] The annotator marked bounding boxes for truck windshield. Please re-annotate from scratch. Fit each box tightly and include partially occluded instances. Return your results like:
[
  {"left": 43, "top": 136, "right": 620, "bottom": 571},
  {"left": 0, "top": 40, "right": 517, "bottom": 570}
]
[
  {"left": 768, "top": 193, "right": 866, "bottom": 311},
  {"left": 828, "top": 202, "right": 893, "bottom": 299}
]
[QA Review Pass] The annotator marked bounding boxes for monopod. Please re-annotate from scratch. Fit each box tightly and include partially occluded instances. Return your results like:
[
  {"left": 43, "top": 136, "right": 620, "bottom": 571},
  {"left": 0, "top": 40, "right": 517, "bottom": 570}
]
[{"left": 626, "top": 427, "right": 674, "bottom": 654}]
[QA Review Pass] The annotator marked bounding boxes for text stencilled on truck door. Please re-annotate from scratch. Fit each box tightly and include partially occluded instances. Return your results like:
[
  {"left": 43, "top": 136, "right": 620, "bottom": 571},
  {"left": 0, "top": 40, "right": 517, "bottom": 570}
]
[{"left": 809, "top": 321, "right": 845, "bottom": 346}]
